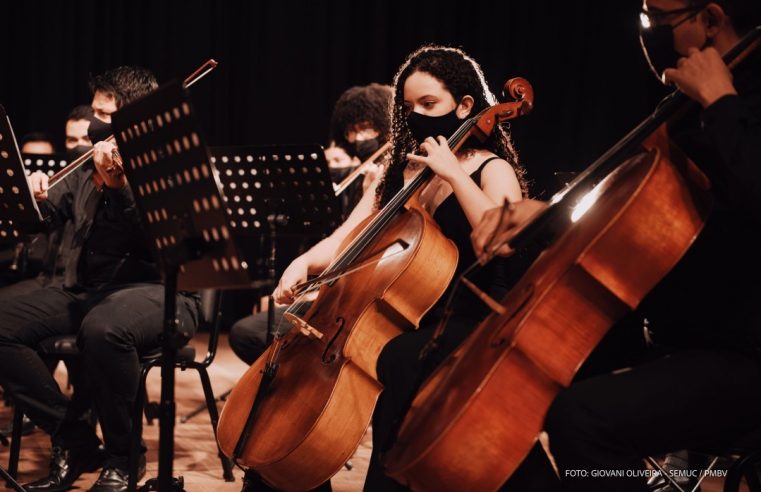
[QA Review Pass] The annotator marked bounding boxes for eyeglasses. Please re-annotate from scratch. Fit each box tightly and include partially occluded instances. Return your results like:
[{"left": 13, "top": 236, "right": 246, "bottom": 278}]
[{"left": 639, "top": 2, "right": 708, "bottom": 29}]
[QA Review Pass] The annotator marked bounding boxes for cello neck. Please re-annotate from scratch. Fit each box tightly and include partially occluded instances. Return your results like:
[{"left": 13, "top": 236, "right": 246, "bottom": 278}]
[{"left": 508, "top": 26, "right": 761, "bottom": 252}]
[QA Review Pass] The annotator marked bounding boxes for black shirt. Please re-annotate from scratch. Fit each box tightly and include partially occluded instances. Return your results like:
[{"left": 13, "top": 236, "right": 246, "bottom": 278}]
[
  {"left": 432, "top": 157, "right": 533, "bottom": 320},
  {"left": 39, "top": 163, "right": 160, "bottom": 289},
  {"left": 641, "top": 51, "right": 761, "bottom": 355}
]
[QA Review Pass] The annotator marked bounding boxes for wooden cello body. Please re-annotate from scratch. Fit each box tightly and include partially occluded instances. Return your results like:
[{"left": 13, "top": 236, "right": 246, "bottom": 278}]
[
  {"left": 216, "top": 77, "right": 535, "bottom": 491},
  {"left": 384, "top": 133, "right": 712, "bottom": 491},
  {"left": 217, "top": 206, "right": 457, "bottom": 491},
  {"left": 384, "top": 28, "right": 761, "bottom": 491}
]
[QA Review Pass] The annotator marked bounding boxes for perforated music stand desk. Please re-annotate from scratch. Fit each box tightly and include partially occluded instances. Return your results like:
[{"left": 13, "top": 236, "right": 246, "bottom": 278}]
[
  {"left": 0, "top": 104, "right": 40, "bottom": 492},
  {"left": 0, "top": 106, "right": 43, "bottom": 242},
  {"left": 21, "top": 152, "right": 69, "bottom": 177},
  {"left": 210, "top": 145, "right": 341, "bottom": 279}
]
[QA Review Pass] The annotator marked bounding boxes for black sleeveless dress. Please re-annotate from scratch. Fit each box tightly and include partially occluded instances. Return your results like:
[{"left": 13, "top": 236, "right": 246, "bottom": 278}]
[{"left": 364, "top": 156, "right": 533, "bottom": 492}]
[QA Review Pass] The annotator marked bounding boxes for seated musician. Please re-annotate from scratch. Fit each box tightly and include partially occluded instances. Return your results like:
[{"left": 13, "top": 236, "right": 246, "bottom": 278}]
[
  {"left": 0, "top": 67, "right": 201, "bottom": 492},
  {"left": 471, "top": 1, "right": 761, "bottom": 490},
  {"left": 0, "top": 104, "right": 96, "bottom": 439},
  {"left": 226, "top": 83, "right": 391, "bottom": 373},
  {"left": 260, "top": 45, "right": 531, "bottom": 492},
  {"left": 328, "top": 83, "right": 393, "bottom": 213},
  {"left": 0, "top": 105, "right": 95, "bottom": 299}
]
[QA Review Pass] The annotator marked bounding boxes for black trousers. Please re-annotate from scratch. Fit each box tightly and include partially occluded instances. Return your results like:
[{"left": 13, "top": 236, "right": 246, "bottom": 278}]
[
  {"left": 362, "top": 309, "right": 761, "bottom": 492},
  {"left": 518, "top": 348, "right": 761, "bottom": 492},
  {"left": 364, "top": 313, "right": 558, "bottom": 492},
  {"left": 365, "top": 314, "right": 498, "bottom": 491},
  {"left": 228, "top": 306, "right": 289, "bottom": 365},
  {"left": 0, "top": 283, "right": 199, "bottom": 467}
]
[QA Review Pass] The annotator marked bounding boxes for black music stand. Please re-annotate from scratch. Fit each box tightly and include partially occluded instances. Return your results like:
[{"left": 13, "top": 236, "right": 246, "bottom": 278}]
[
  {"left": 211, "top": 145, "right": 341, "bottom": 280},
  {"left": 0, "top": 105, "right": 42, "bottom": 492},
  {"left": 21, "top": 153, "right": 69, "bottom": 177},
  {"left": 112, "top": 82, "right": 341, "bottom": 490},
  {"left": 0, "top": 106, "right": 43, "bottom": 245},
  {"left": 113, "top": 81, "right": 244, "bottom": 492}
]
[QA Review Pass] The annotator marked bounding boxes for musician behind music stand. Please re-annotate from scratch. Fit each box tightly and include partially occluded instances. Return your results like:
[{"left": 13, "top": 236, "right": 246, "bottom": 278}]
[
  {"left": 211, "top": 145, "right": 341, "bottom": 282},
  {"left": 0, "top": 105, "right": 44, "bottom": 492},
  {"left": 211, "top": 145, "right": 341, "bottom": 346}
]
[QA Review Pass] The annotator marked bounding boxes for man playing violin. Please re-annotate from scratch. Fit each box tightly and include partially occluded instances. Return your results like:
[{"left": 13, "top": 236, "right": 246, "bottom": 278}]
[
  {"left": 0, "top": 67, "right": 201, "bottom": 492},
  {"left": 474, "top": 1, "right": 761, "bottom": 491}
]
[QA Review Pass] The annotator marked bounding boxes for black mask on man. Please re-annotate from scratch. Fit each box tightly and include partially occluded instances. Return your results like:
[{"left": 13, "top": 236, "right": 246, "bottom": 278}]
[
  {"left": 406, "top": 108, "right": 465, "bottom": 145},
  {"left": 350, "top": 138, "right": 381, "bottom": 162},
  {"left": 65, "top": 145, "right": 91, "bottom": 162},
  {"left": 86, "top": 114, "right": 113, "bottom": 144},
  {"left": 639, "top": 24, "right": 682, "bottom": 83},
  {"left": 328, "top": 166, "right": 354, "bottom": 184},
  {"left": 639, "top": 6, "right": 709, "bottom": 84}
]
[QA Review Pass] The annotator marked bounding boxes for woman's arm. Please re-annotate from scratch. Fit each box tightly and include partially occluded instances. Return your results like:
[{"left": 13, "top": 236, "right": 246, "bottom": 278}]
[
  {"left": 408, "top": 136, "right": 522, "bottom": 227},
  {"left": 273, "top": 170, "right": 381, "bottom": 303}
]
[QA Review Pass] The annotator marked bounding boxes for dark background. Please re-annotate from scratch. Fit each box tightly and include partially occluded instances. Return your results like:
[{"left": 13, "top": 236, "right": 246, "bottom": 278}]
[{"left": 1, "top": 0, "right": 669, "bottom": 198}]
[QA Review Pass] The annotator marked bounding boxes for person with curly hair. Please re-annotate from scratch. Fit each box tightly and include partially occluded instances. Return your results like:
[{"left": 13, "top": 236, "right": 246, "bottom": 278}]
[
  {"left": 263, "top": 44, "right": 536, "bottom": 491},
  {"left": 327, "top": 83, "right": 393, "bottom": 216},
  {"left": 329, "top": 83, "right": 393, "bottom": 161}
]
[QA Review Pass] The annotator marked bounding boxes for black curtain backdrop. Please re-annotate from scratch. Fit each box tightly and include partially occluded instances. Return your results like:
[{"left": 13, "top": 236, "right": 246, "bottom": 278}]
[{"left": 2, "top": 0, "right": 669, "bottom": 198}]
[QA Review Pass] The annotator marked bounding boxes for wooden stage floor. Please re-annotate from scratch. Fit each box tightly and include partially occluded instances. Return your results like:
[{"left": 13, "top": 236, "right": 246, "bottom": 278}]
[
  {"left": 0, "top": 334, "right": 371, "bottom": 491},
  {"left": 0, "top": 334, "right": 743, "bottom": 491}
]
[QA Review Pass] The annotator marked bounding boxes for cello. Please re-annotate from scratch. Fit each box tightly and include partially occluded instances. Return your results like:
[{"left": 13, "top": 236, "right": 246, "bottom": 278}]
[
  {"left": 384, "top": 26, "right": 761, "bottom": 492},
  {"left": 216, "top": 78, "right": 535, "bottom": 491}
]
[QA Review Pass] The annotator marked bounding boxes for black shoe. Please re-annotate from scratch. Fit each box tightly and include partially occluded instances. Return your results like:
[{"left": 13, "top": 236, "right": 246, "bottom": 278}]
[
  {"left": 647, "top": 451, "right": 701, "bottom": 492},
  {"left": 88, "top": 456, "right": 145, "bottom": 492},
  {"left": 23, "top": 444, "right": 104, "bottom": 492},
  {"left": 241, "top": 470, "right": 273, "bottom": 492}
]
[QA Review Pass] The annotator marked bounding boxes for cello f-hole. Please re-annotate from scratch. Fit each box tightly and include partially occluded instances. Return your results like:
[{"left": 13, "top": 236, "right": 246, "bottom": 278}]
[
  {"left": 322, "top": 317, "right": 346, "bottom": 364},
  {"left": 489, "top": 284, "right": 534, "bottom": 348}
]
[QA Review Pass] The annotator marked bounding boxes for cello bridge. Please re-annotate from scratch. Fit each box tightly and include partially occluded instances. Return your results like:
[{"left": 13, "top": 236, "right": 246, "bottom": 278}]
[{"left": 284, "top": 313, "right": 324, "bottom": 340}]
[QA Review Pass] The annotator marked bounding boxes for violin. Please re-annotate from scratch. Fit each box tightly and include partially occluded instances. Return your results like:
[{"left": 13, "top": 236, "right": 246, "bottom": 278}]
[
  {"left": 384, "top": 26, "right": 761, "bottom": 492},
  {"left": 216, "top": 78, "right": 534, "bottom": 491},
  {"left": 46, "top": 59, "right": 218, "bottom": 192}
]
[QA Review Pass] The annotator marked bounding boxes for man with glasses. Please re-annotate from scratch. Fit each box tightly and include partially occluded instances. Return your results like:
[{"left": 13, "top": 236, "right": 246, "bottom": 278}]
[{"left": 479, "top": 1, "right": 761, "bottom": 491}]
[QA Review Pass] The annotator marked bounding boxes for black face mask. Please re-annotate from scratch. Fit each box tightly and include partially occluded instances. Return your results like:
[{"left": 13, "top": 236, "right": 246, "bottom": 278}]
[
  {"left": 86, "top": 115, "right": 113, "bottom": 144},
  {"left": 328, "top": 166, "right": 353, "bottom": 184},
  {"left": 65, "top": 145, "right": 91, "bottom": 162},
  {"left": 639, "top": 7, "right": 708, "bottom": 84},
  {"left": 406, "top": 108, "right": 466, "bottom": 145},
  {"left": 350, "top": 138, "right": 380, "bottom": 161}
]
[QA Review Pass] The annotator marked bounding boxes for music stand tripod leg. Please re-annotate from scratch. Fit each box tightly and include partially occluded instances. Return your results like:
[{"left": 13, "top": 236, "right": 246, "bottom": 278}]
[
  {"left": 138, "top": 261, "right": 186, "bottom": 492},
  {"left": 1, "top": 465, "right": 25, "bottom": 492}
]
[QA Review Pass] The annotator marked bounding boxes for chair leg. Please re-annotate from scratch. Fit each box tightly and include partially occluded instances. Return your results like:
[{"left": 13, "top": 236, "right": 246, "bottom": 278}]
[
  {"left": 0, "top": 464, "right": 25, "bottom": 492},
  {"left": 7, "top": 406, "right": 23, "bottom": 479},
  {"left": 143, "top": 385, "right": 155, "bottom": 426},
  {"left": 128, "top": 364, "right": 151, "bottom": 492},
  {"left": 196, "top": 367, "right": 234, "bottom": 482}
]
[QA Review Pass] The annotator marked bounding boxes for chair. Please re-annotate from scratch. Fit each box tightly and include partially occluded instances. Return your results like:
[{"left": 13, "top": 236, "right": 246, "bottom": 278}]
[
  {"left": 6, "top": 290, "right": 234, "bottom": 488},
  {"left": 647, "top": 434, "right": 761, "bottom": 492},
  {"left": 127, "top": 289, "right": 235, "bottom": 490}
]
